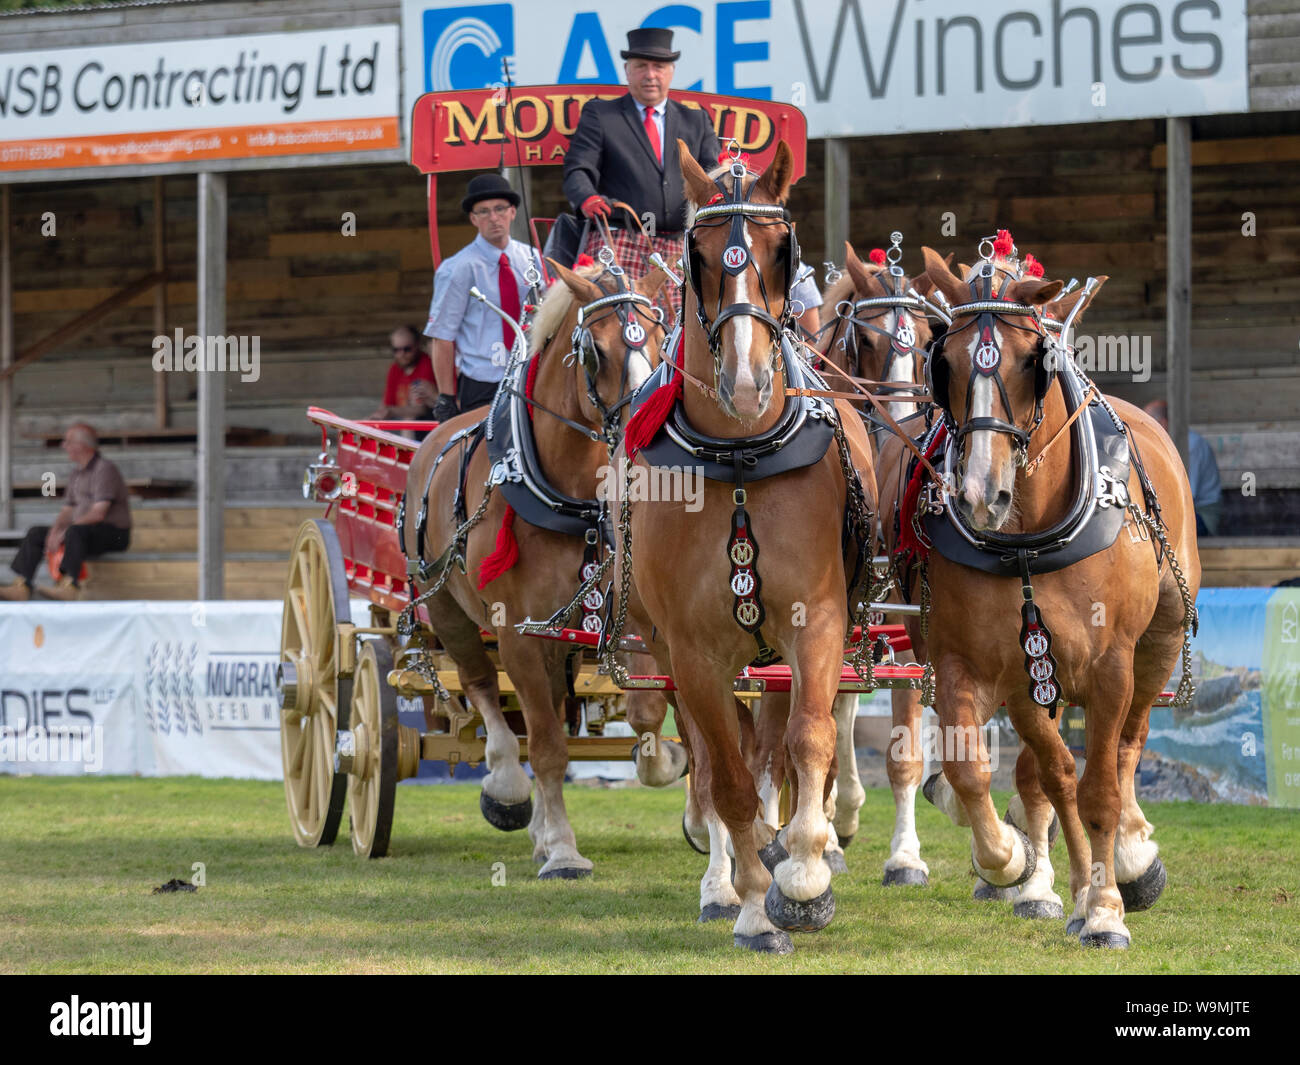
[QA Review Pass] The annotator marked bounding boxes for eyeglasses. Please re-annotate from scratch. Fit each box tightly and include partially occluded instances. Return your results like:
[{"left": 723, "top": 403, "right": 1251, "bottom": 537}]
[
  {"left": 392, "top": 344, "right": 415, "bottom": 353},
  {"left": 471, "top": 205, "right": 514, "bottom": 218}
]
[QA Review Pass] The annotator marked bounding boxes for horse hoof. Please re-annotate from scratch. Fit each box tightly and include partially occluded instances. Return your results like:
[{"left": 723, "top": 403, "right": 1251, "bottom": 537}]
[
  {"left": 972, "top": 880, "right": 1018, "bottom": 902},
  {"left": 1118, "top": 856, "right": 1166, "bottom": 913},
  {"left": 1013, "top": 898, "right": 1064, "bottom": 920},
  {"left": 734, "top": 931, "right": 794, "bottom": 955},
  {"left": 537, "top": 865, "right": 591, "bottom": 881},
  {"left": 765, "top": 880, "right": 835, "bottom": 933},
  {"left": 698, "top": 903, "right": 742, "bottom": 923},
  {"left": 479, "top": 792, "right": 532, "bottom": 832},
  {"left": 823, "top": 849, "right": 849, "bottom": 876},
  {"left": 922, "top": 772, "right": 942, "bottom": 807},
  {"left": 838, "top": 833, "right": 854, "bottom": 849},
  {"left": 1065, "top": 917, "right": 1085, "bottom": 936},
  {"left": 1080, "top": 930, "right": 1130, "bottom": 950},
  {"left": 882, "top": 867, "right": 929, "bottom": 888},
  {"left": 973, "top": 826, "right": 1037, "bottom": 889},
  {"left": 682, "top": 814, "right": 708, "bottom": 855},
  {"left": 758, "top": 839, "right": 789, "bottom": 873}
]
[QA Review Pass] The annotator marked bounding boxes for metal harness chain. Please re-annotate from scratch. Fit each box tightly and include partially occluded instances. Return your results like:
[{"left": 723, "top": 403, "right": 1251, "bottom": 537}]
[
  {"left": 833, "top": 417, "right": 876, "bottom": 691},
  {"left": 399, "top": 478, "right": 497, "bottom": 634},
  {"left": 1133, "top": 506, "right": 1199, "bottom": 707},
  {"left": 600, "top": 454, "right": 636, "bottom": 686},
  {"left": 917, "top": 564, "right": 936, "bottom": 705}
]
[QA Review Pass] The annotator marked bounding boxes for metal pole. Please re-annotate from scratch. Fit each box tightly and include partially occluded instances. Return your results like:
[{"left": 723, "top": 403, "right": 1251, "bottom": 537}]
[
  {"left": 505, "top": 165, "right": 532, "bottom": 245},
  {"left": 824, "top": 139, "right": 850, "bottom": 273},
  {"left": 153, "top": 176, "right": 168, "bottom": 429},
  {"left": 1166, "top": 117, "right": 1192, "bottom": 470},
  {"left": 1, "top": 186, "right": 12, "bottom": 533},
  {"left": 197, "top": 172, "right": 226, "bottom": 600}
]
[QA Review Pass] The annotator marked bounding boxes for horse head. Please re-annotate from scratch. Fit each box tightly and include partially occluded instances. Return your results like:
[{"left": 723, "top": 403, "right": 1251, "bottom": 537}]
[
  {"left": 540, "top": 257, "right": 669, "bottom": 435},
  {"left": 678, "top": 139, "right": 797, "bottom": 424},
  {"left": 829, "top": 240, "right": 940, "bottom": 425},
  {"left": 920, "top": 244, "right": 1067, "bottom": 531}
]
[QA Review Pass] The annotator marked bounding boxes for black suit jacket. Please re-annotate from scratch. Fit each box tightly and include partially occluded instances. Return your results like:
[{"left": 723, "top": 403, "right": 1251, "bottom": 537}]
[{"left": 563, "top": 93, "right": 721, "bottom": 236}]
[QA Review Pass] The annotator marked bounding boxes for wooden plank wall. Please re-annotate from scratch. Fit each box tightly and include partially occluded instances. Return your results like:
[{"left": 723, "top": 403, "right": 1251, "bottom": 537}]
[{"left": 1250, "top": 0, "right": 1300, "bottom": 111}]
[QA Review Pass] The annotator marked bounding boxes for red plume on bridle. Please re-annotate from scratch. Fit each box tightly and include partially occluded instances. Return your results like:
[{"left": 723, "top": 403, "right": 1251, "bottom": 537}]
[
  {"left": 1022, "top": 253, "right": 1045, "bottom": 278},
  {"left": 575, "top": 254, "right": 596, "bottom": 268},
  {"left": 993, "top": 229, "right": 1015, "bottom": 258},
  {"left": 868, "top": 248, "right": 886, "bottom": 266}
]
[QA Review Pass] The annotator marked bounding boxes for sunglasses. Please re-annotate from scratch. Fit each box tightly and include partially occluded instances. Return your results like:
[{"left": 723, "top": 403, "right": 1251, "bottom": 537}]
[{"left": 392, "top": 344, "right": 415, "bottom": 353}]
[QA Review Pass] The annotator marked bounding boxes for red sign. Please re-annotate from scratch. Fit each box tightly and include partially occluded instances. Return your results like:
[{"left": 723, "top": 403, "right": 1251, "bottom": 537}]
[{"left": 410, "top": 85, "right": 806, "bottom": 180}]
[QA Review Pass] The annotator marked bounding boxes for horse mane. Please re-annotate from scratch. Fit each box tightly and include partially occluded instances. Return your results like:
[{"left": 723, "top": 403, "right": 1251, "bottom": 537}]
[{"left": 528, "top": 263, "right": 603, "bottom": 356}]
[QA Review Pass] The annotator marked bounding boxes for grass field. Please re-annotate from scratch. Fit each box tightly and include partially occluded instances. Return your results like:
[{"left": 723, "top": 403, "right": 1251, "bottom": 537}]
[{"left": 1, "top": 777, "right": 1297, "bottom": 974}]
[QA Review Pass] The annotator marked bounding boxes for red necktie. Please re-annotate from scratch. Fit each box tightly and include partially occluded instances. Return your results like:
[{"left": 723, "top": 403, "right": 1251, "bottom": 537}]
[
  {"left": 498, "top": 252, "right": 520, "bottom": 354},
  {"left": 643, "top": 106, "right": 662, "bottom": 163}
]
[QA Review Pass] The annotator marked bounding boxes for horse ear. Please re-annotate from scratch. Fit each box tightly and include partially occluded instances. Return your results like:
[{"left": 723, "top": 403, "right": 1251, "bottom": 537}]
[
  {"left": 1047, "top": 276, "right": 1108, "bottom": 324},
  {"left": 635, "top": 265, "right": 669, "bottom": 301},
  {"left": 921, "top": 245, "right": 968, "bottom": 307},
  {"left": 678, "top": 139, "right": 717, "bottom": 207},
  {"left": 755, "top": 140, "right": 795, "bottom": 203},
  {"left": 844, "top": 241, "right": 874, "bottom": 296},
  {"left": 913, "top": 273, "right": 935, "bottom": 298},
  {"left": 547, "top": 256, "right": 603, "bottom": 304},
  {"left": 1006, "top": 277, "right": 1065, "bottom": 307}
]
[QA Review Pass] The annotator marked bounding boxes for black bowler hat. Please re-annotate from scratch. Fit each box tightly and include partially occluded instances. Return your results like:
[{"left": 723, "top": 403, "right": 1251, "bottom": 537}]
[
  {"left": 461, "top": 173, "right": 521, "bottom": 214},
  {"left": 621, "top": 27, "right": 680, "bottom": 62}
]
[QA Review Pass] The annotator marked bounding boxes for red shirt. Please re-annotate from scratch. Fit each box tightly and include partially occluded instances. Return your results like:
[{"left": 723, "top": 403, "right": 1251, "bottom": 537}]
[{"left": 383, "top": 353, "right": 435, "bottom": 408}]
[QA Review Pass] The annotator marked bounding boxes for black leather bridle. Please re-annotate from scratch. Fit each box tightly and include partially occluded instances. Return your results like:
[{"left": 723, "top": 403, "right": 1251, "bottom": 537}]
[{"left": 681, "top": 159, "right": 798, "bottom": 386}]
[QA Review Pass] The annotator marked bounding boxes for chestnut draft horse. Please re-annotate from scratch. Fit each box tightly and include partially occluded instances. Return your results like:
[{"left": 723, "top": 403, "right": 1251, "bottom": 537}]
[
  {"left": 743, "top": 238, "right": 943, "bottom": 885},
  {"left": 612, "top": 141, "right": 876, "bottom": 954},
  {"left": 878, "top": 243, "right": 1199, "bottom": 948},
  {"left": 403, "top": 259, "right": 675, "bottom": 879}
]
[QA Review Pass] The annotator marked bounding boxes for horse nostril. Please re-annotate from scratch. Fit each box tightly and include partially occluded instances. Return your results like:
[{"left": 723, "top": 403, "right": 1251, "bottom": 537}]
[{"left": 994, "top": 490, "right": 1012, "bottom": 512}]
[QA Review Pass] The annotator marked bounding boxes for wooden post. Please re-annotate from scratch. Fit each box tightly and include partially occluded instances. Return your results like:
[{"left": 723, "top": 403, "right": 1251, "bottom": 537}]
[
  {"left": 197, "top": 172, "right": 226, "bottom": 600},
  {"left": 1, "top": 186, "right": 12, "bottom": 532},
  {"left": 1166, "top": 117, "right": 1192, "bottom": 470},
  {"left": 153, "top": 176, "right": 168, "bottom": 429},
  {"left": 824, "top": 139, "right": 850, "bottom": 274}
]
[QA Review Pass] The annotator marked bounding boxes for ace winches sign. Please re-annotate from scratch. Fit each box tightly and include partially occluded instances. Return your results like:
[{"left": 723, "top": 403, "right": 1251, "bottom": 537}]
[{"left": 0, "top": 25, "right": 400, "bottom": 172}]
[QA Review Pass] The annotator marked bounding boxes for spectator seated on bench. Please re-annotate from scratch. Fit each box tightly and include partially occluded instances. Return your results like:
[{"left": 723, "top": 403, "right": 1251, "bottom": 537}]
[{"left": 0, "top": 423, "right": 131, "bottom": 602}]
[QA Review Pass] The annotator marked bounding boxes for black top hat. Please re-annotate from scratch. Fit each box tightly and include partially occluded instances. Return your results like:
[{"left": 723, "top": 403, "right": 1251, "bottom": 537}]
[
  {"left": 461, "top": 173, "right": 521, "bottom": 215},
  {"left": 621, "top": 27, "right": 680, "bottom": 62}
]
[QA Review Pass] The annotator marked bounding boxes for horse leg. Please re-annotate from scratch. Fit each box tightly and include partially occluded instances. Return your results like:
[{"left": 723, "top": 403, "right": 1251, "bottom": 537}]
[
  {"left": 1114, "top": 697, "right": 1164, "bottom": 913},
  {"left": 674, "top": 693, "right": 743, "bottom": 922},
  {"left": 1001, "top": 711, "right": 1077, "bottom": 922},
  {"left": 935, "top": 659, "right": 1036, "bottom": 890},
  {"left": 830, "top": 692, "right": 865, "bottom": 848},
  {"left": 882, "top": 686, "right": 929, "bottom": 886},
  {"left": 625, "top": 687, "right": 688, "bottom": 787},
  {"left": 425, "top": 595, "right": 533, "bottom": 829},
  {"left": 752, "top": 692, "right": 790, "bottom": 838},
  {"left": 499, "top": 632, "right": 592, "bottom": 879},
  {"left": 675, "top": 653, "right": 790, "bottom": 953},
  {"left": 1076, "top": 653, "right": 1138, "bottom": 948},
  {"left": 765, "top": 623, "right": 840, "bottom": 933}
]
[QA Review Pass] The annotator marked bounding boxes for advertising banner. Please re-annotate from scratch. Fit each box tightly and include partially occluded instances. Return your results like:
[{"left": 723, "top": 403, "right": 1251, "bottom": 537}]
[
  {"left": 400, "top": 0, "right": 1249, "bottom": 142},
  {"left": 0, "top": 25, "right": 401, "bottom": 173}
]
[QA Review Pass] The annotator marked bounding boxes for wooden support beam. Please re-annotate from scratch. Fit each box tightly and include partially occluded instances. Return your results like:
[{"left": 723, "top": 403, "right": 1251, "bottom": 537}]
[
  {"left": 0, "top": 269, "right": 167, "bottom": 382},
  {"left": 197, "top": 172, "right": 227, "bottom": 601},
  {"left": 824, "top": 139, "right": 850, "bottom": 272},
  {"left": 153, "top": 176, "right": 168, "bottom": 429},
  {"left": 1166, "top": 118, "right": 1192, "bottom": 470},
  {"left": 1, "top": 186, "right": 12, "bottom": 532}
]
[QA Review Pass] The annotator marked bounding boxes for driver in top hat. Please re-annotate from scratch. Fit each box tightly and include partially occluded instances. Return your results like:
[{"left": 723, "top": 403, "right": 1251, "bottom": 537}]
[{"left": 563, "top": 27, "right": 721, "bottom": 321}]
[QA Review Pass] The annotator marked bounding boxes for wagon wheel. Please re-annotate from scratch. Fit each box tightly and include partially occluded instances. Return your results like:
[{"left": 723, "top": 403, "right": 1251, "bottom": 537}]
[
  {"left": 278, "top": 518, "right": 352, "bottom": 847},
  {"left": 346, "top": 640, "right": 400, "bottom": 858}
]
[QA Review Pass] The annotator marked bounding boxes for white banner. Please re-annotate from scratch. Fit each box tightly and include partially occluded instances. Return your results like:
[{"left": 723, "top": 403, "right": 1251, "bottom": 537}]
[
  {"left": 399, "top": 0, "right": 1249, "bottom": 140},
  {"left": 0, "top": 26, "right": 400, "bottom": 172}
]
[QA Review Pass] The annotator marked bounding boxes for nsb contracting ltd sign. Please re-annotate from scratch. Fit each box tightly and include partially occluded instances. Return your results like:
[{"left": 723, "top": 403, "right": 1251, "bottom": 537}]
[
  {"left": 0, "top": 25, "right": 400, "bottom": 172},
  {"left": 400, "top": 0, "right": 1248, "bottom": 139}
]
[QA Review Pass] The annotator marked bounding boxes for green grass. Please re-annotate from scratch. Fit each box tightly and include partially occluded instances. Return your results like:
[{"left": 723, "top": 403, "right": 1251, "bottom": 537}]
[{"left": 0, "top": 777, "right": 1297, "bottom": 973}]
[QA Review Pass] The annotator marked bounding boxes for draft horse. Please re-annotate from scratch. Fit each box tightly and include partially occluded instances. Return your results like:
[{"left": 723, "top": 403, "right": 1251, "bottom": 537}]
[
  {"left": 402, "top": 258, "right": 671, "bottom": 879},
  {"left": 614, "top": 141, "right": 876, "bottom": 954},
  {"left": 880, "top": 242, "right": 1198, "bottom": 947}
]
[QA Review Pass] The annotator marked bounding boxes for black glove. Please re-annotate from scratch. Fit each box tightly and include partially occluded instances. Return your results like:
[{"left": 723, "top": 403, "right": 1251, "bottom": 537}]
[{"left": 431, "top": 394, "right": 459, "bottom": 424}]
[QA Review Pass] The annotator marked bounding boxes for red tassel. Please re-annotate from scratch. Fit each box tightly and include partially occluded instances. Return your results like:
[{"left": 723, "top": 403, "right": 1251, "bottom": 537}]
[
  {"left": 993, "top": 229, "right": 1014, "bottom": 258},
  {"left": 575, "top": 254, "right": 596, "bottom": 268},
  {"left": 625, "top": 374, "right": 682, "bottom": 459},
  {"left": 1023, "top": 253, "right": 1044, "bottom": 278},
  {"left": 477, "top": 505, "right": 519, "bottom": 589},
  {"left": 869, "top": 248, "right": 886, "bottom": 266}
]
